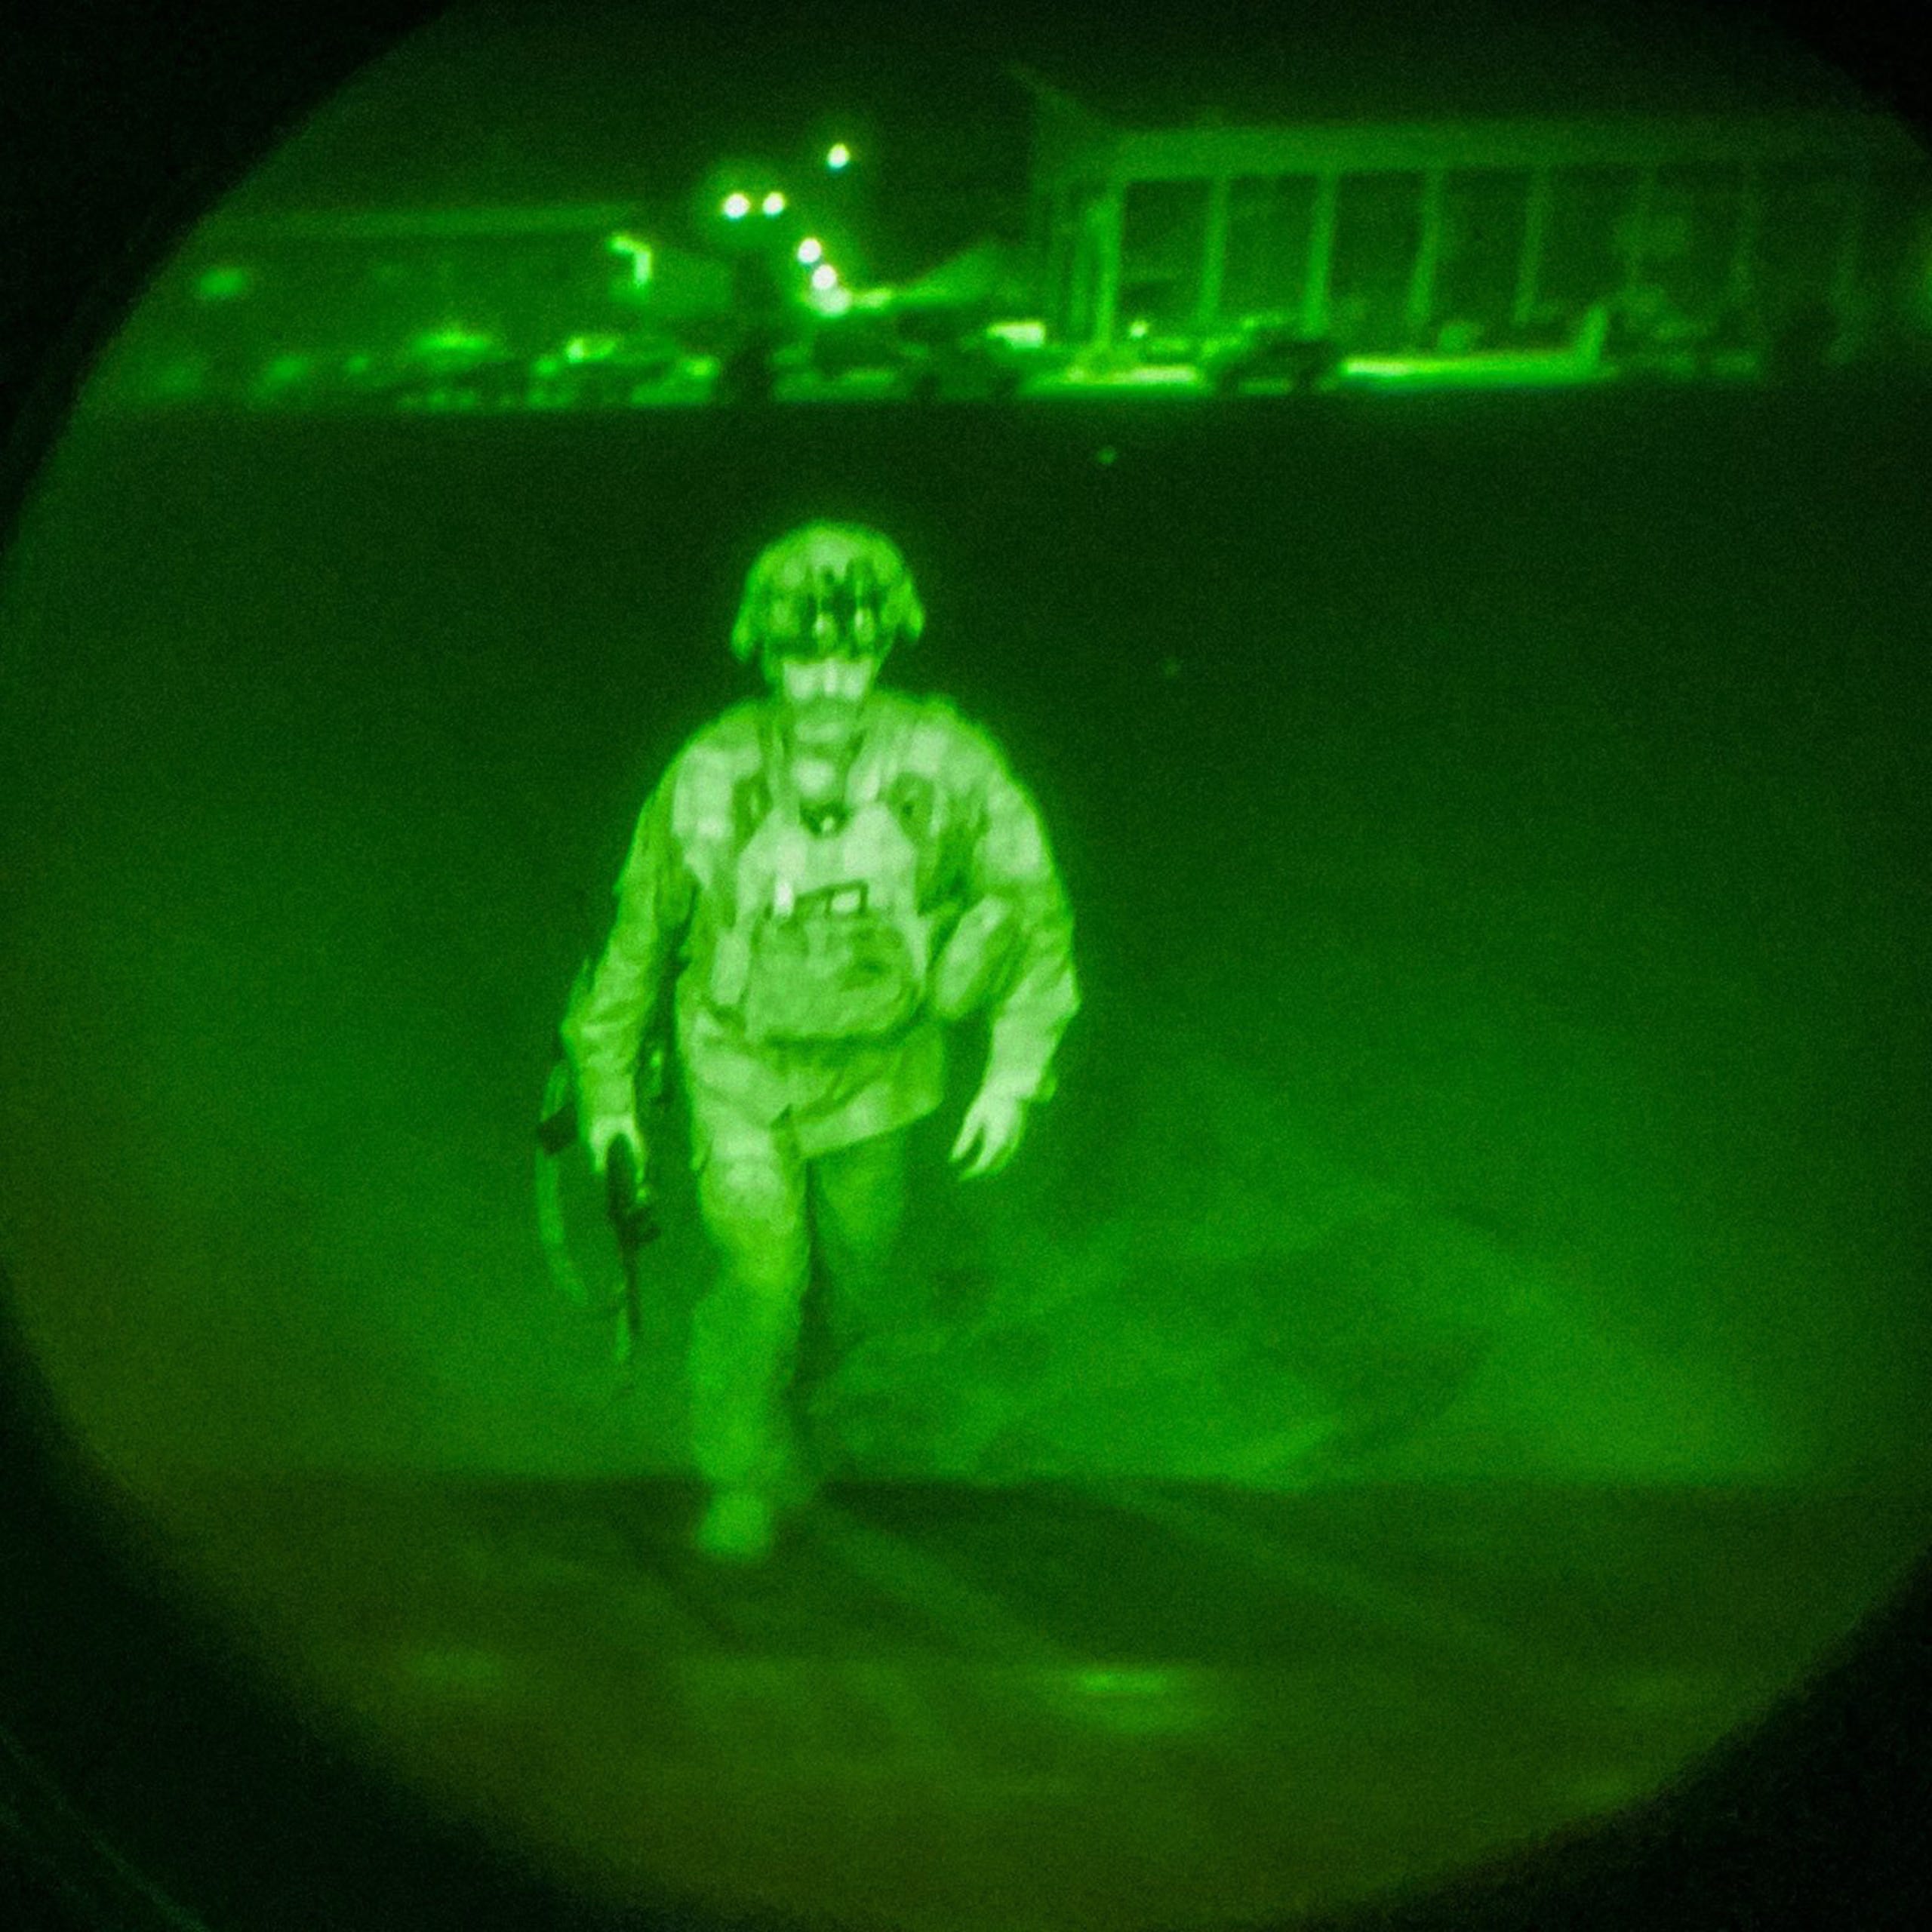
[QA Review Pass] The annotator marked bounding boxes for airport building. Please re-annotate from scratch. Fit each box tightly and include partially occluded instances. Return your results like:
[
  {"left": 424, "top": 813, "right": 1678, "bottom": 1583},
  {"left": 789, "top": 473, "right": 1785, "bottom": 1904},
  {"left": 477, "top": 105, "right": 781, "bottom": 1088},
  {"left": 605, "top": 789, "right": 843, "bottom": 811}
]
[{"left": 1018, "top": 72, "right": 1932, "bottom": 377}]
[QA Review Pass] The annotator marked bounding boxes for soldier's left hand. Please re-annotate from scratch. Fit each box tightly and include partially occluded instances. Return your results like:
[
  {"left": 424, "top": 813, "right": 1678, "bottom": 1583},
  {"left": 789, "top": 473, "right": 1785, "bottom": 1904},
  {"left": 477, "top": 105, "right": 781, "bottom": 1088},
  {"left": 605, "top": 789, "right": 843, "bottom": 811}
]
[{"left": 950, "top": 1087, "right": 1029, "bottom": 1180}]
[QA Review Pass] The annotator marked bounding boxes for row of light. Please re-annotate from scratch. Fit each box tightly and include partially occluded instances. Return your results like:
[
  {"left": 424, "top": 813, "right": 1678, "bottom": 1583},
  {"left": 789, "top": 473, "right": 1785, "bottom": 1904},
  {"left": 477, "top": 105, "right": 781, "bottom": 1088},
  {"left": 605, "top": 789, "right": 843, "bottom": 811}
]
[
  {"left": 721, "top": 189, "right": 788, "bottom": 220},
  {"left": 720, "top": 140, "right": 850, "bottom": 220}
]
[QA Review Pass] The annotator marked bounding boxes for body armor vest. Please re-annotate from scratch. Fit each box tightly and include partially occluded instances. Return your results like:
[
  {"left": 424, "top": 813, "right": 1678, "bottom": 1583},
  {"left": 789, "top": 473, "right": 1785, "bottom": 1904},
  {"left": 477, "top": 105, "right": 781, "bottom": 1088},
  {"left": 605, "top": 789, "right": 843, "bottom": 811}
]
[{"left": 707, "top": 709, "right": 932, "bottom": 1044}]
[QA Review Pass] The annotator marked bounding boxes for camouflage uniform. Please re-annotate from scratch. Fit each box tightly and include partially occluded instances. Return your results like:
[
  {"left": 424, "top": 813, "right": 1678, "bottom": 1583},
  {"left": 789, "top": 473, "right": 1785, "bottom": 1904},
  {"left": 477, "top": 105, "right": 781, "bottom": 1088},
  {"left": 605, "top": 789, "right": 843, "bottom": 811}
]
[{"left": 564, "top": 684, "right": 1078, "bottom": 1493}]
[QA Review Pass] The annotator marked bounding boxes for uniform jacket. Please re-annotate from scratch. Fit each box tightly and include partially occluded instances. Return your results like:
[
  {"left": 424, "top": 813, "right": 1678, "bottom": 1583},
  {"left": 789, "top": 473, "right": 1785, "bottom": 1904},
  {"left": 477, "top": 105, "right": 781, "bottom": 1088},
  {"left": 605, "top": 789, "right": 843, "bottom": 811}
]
[{"left": 564, "top": 688, "right": 1080, "bottom": 1159}]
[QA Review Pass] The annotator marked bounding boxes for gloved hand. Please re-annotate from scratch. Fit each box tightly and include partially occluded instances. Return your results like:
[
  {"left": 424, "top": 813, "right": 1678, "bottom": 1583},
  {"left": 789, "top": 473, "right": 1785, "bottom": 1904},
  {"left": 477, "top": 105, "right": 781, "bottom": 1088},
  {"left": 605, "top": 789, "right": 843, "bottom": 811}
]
[{"left": 586, "top": 1112, "right": 646, "bottom": 1186}]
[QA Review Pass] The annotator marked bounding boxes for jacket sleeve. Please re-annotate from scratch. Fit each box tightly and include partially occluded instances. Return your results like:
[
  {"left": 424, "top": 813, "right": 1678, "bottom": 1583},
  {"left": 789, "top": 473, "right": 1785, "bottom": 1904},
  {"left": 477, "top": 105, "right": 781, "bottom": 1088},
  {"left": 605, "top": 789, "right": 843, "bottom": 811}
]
[
  {"left": 962, "top": 733, "right": 1081, "bottom": 1105},
  {"left": 561, "top": 762, "right": 696, "bottom": 1129}
]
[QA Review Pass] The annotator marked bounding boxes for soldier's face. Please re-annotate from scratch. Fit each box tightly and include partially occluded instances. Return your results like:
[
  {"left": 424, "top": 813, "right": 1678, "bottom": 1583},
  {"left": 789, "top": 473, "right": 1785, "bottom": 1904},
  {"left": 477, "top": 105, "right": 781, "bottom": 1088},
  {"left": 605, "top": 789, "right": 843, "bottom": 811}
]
[{"left": 775, "top": 649, "right": 880, "bottom": 743}]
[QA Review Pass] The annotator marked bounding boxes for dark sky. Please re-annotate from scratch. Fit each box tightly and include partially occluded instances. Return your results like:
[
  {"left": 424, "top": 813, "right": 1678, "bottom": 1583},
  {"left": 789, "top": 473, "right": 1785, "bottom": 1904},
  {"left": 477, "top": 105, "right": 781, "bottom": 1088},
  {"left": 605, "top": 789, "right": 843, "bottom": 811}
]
[
  {"left": 223, "top": 0, "right": 1032, "bottom": 215},
  {"left": 1014, "top": 0, "right": 1869, "bottom": 126},
  {"left": 218, "top": 0, "right": 1874, "bottom": 220}
]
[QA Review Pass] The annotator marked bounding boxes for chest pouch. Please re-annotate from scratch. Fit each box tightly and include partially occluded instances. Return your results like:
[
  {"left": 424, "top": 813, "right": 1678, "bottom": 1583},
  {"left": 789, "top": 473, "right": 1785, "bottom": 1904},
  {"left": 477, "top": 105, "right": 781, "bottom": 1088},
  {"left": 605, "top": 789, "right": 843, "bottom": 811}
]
[{"left": 740, "top": 884, "right": 923, "bottom": 1044}]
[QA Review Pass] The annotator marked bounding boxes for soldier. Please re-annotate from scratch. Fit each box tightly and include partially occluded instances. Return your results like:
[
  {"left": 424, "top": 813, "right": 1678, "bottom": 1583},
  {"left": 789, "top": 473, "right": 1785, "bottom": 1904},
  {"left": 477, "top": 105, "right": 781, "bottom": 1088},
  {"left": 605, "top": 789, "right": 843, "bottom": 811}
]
[{"left": 563, "top": 522, "right": 1080, "bottom": 1563}]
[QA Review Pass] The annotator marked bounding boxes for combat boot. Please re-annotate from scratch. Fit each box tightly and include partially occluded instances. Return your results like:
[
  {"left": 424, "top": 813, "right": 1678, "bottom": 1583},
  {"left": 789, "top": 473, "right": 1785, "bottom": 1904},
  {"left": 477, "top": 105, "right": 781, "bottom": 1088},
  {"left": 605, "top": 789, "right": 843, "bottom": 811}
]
[
  {"left": 692, "top": 1485, "right": 778, "bottom": 1563},
  {"left": 691, "top": 1448, "right": 821, "bottom": 1564}
]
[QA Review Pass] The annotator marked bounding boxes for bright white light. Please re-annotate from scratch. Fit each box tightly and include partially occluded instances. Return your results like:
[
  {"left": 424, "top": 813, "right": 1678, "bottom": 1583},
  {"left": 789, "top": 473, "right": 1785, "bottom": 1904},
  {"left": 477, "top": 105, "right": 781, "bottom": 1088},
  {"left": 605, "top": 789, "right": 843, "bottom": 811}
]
[
  {"left": 722, "top": 192, "right": 751, "bottom": 220},
  {"left": 826, "top": 143, "right": 851, "bottom": 170},
  {"left": 796, "top": 236, "right": 823, "bottom": 265},
  {"left": 811, "top": 263, "right": 839, "bottom": 291},
  {"left": 762, "top": 190, "right": 786, "bottom": 216}
]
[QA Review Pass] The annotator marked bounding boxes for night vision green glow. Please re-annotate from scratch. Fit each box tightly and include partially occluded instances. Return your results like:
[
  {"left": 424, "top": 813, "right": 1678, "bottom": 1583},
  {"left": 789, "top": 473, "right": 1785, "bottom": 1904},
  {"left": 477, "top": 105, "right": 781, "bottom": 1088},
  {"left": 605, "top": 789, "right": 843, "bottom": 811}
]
[
  {"left": 605, "top": 232, "right": 653, "bottom": 283},
  {"left": 194, "top": 264, "right": 253, "bottom": 302},
  {"left": 558, "top": 521, "right": 1077, "bottom": 1559},
  {"left": 411, "top": 325, "right": 496, "bottom": 354},
  {"left": 76, "top": 60, "right": 1932, "bottom": 417},
  {"left": 8, "top": 13, "right": 1932, "bottom": 1932}
]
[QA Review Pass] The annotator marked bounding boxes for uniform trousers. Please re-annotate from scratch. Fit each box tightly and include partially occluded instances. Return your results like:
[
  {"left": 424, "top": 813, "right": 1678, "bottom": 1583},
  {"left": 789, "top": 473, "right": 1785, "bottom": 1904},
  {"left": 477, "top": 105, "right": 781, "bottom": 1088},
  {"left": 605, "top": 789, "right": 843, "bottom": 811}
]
[{"left": 685, "top": 1100, "right": 911, "bottom": 1493}]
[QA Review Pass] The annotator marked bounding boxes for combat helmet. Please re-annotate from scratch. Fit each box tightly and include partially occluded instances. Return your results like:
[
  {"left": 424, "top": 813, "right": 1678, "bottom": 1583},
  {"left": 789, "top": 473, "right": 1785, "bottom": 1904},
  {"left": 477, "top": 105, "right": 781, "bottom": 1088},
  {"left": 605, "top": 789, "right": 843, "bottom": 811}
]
[{"left": 730, "top": 521, "right": 925, "bottom": 675}]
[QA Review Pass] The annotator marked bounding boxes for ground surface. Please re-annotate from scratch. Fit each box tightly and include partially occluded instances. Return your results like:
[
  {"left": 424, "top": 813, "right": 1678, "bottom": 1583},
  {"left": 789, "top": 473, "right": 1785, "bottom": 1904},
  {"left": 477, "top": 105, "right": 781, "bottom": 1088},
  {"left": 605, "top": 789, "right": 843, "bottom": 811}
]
[{"left": 145, "top": 1472, "right": 1932, "bottom": 1932}]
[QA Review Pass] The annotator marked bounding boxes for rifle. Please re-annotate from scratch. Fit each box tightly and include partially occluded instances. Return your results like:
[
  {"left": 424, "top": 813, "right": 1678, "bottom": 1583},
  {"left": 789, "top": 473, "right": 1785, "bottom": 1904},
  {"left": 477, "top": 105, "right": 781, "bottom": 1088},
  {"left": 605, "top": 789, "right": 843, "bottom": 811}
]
[
  {"left": 534, "top": 1023, "right": 666, "bottom": 1373},
  {"left": 602, "top": 1130, "right": 661, "bottom": 1371}
]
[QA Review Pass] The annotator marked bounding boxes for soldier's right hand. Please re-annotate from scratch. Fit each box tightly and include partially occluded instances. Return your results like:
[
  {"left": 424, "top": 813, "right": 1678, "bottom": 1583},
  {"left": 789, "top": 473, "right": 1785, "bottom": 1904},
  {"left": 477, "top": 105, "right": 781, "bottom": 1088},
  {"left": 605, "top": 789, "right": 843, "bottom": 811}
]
[{"left": 586, "top": 1114, "right": 647, "bottom": 1186}]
